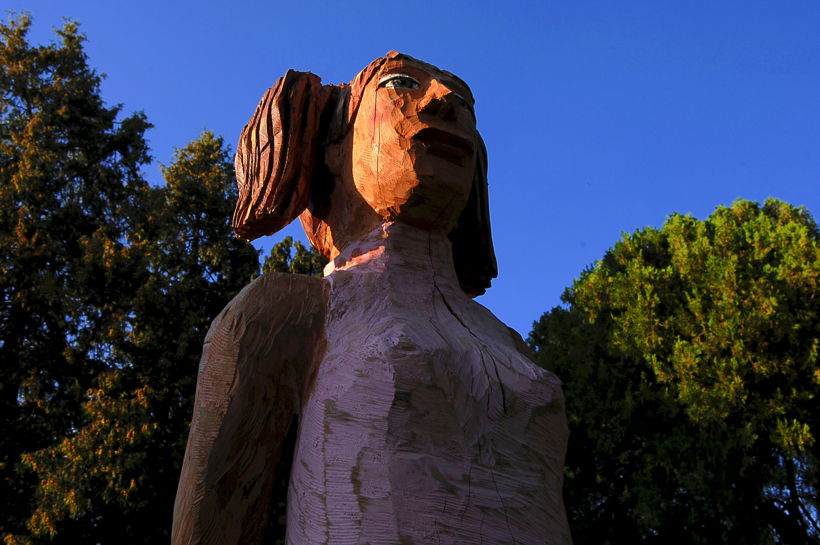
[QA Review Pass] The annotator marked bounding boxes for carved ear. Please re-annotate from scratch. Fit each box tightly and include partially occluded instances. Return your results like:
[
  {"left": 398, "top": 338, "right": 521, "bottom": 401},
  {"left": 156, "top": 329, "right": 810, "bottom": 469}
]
[
  {"left": 449, "top": 134, "right": 497, "bottom": 297},
  {"left": 233, "top": 70, "right": 333, "bottom": 240}
]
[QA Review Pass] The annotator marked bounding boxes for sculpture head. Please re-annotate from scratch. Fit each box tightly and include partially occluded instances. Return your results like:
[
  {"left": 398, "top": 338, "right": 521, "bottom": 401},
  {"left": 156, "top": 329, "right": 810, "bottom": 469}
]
[{"left": 233, "top": 51, "right": 496, "bottom": 296}]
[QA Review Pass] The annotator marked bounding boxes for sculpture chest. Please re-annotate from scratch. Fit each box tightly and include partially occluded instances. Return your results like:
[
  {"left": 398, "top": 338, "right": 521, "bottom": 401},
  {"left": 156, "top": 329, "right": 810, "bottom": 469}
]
[{"left": 286, "top": 264, "right": 569, "bottom": 545}]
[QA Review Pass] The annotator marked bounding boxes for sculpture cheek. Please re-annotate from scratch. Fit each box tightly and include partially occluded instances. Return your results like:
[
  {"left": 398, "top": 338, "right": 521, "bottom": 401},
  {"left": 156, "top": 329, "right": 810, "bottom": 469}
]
[
  {"left": 394, "top": 117, "right": 418, "bottom": 140},
  {"left": 384, "top": 94, "right": 418, "bottom": 120}
]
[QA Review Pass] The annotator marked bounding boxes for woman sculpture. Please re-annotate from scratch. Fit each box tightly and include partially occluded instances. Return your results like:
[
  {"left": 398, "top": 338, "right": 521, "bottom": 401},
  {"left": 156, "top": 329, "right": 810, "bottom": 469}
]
[{"left": 172, "top": 51, "right": 570, "bottom": 545}]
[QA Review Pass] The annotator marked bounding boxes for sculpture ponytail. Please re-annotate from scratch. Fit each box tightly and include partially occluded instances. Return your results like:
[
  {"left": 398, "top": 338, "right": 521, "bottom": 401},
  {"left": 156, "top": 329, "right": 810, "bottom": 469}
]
[{"left": 233, "top": 70, "right": 334, "bottom": 240}]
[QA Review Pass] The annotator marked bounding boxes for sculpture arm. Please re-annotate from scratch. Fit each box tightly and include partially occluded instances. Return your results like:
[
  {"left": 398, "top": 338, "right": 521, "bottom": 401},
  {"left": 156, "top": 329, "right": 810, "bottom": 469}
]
[{"left": 172, "top": 273, "right": 327, "bottom": 545}]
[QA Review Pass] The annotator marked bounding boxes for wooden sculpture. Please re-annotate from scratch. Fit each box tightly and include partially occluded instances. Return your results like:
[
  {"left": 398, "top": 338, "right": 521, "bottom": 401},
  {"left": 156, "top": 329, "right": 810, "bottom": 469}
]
[{"left": 172, "top": 51, "right": 571, "bottom": 545}]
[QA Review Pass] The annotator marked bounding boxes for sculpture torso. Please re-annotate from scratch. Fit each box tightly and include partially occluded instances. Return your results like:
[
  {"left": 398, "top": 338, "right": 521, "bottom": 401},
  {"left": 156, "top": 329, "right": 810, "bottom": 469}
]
[{"left": 288, "top": 223, "right": 569, "bottom": 545}]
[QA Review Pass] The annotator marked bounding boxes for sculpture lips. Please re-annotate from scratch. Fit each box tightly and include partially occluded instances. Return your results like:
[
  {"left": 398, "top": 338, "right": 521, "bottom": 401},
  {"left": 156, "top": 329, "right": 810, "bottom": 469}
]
[{"left": 413, "top": 128, "right": 474, "bottom": 166}]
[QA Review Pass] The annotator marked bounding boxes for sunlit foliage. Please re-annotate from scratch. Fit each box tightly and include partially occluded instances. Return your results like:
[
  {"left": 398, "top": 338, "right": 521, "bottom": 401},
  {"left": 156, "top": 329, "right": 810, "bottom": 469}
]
[
  {"left": 529, "top": 198, "right": 818, "bottom": 544},
  {"left": 263, "top": 235, "right": 327, "bottom": 277},
  {"left": 0, "top": 16, "right": 266, "bottom": 543}
]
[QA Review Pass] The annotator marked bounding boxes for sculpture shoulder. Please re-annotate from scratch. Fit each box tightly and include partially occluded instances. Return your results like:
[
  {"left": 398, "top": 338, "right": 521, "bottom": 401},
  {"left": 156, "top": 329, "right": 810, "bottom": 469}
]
[
  {"left": 505, "top": 325, "right": 535, "bottom": 361},
  {"left": 197, "top": 272, "right": 328, "bottom": 405},
  {"left": 173, "top": 273, "right": 327, "bottom": 545},
  {"left": 205, "top": 272, "right": 328, "bottom": 349},
  {"left": 463, "top": 298, "right": 562, "bottom": 388},
  {"left": 461, "top": 297, "right": 537, "bottom": 362}
]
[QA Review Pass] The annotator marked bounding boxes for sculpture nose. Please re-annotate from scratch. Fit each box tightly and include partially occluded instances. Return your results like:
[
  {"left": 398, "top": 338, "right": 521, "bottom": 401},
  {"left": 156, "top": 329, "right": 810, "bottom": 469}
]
[{"left": 418, "top": 79, "right": 457, "bottom": 121}]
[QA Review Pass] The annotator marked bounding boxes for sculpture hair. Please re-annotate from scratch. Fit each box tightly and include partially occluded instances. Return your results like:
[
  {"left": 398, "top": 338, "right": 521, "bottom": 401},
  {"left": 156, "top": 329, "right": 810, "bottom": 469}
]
[{"left": 233, "top": 53, "right": 497, "bottom": 296}]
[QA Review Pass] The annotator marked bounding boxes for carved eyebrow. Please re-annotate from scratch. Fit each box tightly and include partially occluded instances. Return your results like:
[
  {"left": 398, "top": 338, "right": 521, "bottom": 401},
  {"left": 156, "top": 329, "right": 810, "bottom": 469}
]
[
  {"left": 452, "top": 92, "right": 475, "bottom": 113},
  {"left": 431, "top": 76, "right": 474, "bottom": 104},
  {"left": 379, "top": 66, "right": 475, "bottom": 108},
  {"left": 382, "top": 64, "right": 472, "bottom": 94},
  {"left": 378, "top": 73, "right": 419, "bottom": 86}
]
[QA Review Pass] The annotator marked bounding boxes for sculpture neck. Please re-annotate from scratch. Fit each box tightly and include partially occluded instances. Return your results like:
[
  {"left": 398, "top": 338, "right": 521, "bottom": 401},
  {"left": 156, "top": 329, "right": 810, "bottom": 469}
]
[{"left": 323, "top": 221, "right": 463, "bottom": 295}]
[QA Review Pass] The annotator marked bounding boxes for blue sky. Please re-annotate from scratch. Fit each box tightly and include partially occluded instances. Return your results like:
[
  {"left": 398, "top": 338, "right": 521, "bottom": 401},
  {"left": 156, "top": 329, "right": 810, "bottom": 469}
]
[{"left": 11, "top": 1, "right": 819, "bottom": 335}]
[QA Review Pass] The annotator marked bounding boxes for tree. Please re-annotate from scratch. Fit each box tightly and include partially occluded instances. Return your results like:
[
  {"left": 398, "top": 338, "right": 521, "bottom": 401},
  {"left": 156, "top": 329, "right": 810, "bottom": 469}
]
[
  {"left": 0, "top": 15, "right": 332, "bottom": 543},
  {"left": 0, "top": 14, "right": 152, "bottom": 542},
  {"left": 0, "top": 14, "right": 261, "bottom": 543},
  {"left": 263, "top": 235, "right": 327, "bottom": 277},
  {"left": 529, "top": 199, "right": 818, "bottom": 544},
  {"left": 7, "top": 127, "right": 262, "bottom": 544}
]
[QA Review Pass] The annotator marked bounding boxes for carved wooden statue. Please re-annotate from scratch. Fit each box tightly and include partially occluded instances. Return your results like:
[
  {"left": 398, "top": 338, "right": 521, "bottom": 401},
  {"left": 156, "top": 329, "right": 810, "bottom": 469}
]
[{"left": 172, "top": 51, "right": 571, "bottom": 545}]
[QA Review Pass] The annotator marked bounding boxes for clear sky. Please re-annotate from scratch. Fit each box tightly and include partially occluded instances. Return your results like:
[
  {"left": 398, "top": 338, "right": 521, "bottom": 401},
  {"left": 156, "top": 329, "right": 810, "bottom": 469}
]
[{"left": 10, "top": 0, "right": 819, "bottom": 336}]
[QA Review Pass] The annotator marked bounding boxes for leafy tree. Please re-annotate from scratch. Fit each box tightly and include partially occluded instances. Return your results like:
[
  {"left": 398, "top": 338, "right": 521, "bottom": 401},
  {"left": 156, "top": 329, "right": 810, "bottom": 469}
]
[
  {"left": 263, "top": 235, "right": 327, "bottom": 277},
  {"left": 81, "top": 131, "right": 260, "bottom": 543},
  {"left": 529, "top": 199, "right": 819, "bottom": 544}
]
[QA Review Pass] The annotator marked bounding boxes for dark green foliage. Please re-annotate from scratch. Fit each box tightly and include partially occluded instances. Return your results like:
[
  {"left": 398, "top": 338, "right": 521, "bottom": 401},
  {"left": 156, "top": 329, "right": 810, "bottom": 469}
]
[
  {"left": 263, "top": 235, "right": 327, "bottom": 277},
  {"left": 0, "top": 16, "right": 263, "bottom": 544},
  {"left": 529, "top": 199, "right": 819, "bottom": 545},
  {"left": 0, "top": 16, "right": 331, "bottom": 543},
  {"left": 0, "top": 14, "right": 153, "bottom": 542}
]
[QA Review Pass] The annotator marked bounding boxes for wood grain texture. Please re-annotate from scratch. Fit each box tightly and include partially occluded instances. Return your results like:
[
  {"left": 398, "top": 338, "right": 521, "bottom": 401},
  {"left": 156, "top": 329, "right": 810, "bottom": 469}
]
[
  {"left": 286, "top": 222, "right": 570, "bottom": 545},
  {"left": 172, "top": 273, "right": 327, "bottom": 545},
  {"left": 233, "top": 71, "right": 333, "bottom": 240},
  {"left": 176, "top": 51, "right": 570, "bottom": 545}
]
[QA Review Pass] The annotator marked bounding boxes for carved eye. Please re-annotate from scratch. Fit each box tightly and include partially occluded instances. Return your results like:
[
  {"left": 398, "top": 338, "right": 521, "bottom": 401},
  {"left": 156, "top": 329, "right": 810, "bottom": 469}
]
[
  {"left": 453, "top": 92, "right": 474, "bottom": 114},
  {"left": 379, "top": 74, "right": 420, "bottom": 89}
]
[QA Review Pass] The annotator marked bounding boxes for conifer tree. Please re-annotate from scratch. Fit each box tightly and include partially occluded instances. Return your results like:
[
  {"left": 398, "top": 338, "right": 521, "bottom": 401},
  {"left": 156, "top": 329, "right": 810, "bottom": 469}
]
[
  {"left": 529, "top": 199, "right": 819, "bottom": 545},
  {"left": 0, "top": 16, "right": 266, "bottom": 542},
  {"left": 1, "top": 15, "right": 152, "bottom": 542}
]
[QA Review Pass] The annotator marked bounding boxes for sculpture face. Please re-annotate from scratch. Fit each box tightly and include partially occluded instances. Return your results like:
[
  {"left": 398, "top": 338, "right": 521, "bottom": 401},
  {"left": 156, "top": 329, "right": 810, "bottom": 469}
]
[
  {"left": 233, "top": 51, "right": 495, "bottom": 290},
  {"left": 342, "top": 56, "right": 479, "bottom": 232}
]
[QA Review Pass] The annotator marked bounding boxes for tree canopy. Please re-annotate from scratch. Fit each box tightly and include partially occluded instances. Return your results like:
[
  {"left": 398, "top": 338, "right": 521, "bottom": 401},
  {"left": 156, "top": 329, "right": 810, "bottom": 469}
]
[
  {"left": 1, "top": 14, "right": 152, "bottom": 542},
  {"left": 529, "top": 198, "right": 819, "bottom": 544},
  {"left": 263, "top": 235, "right": 327, "bottom": 277},
  {"left": 0, "top": 16, "right": 327, "bottom": 543}
]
